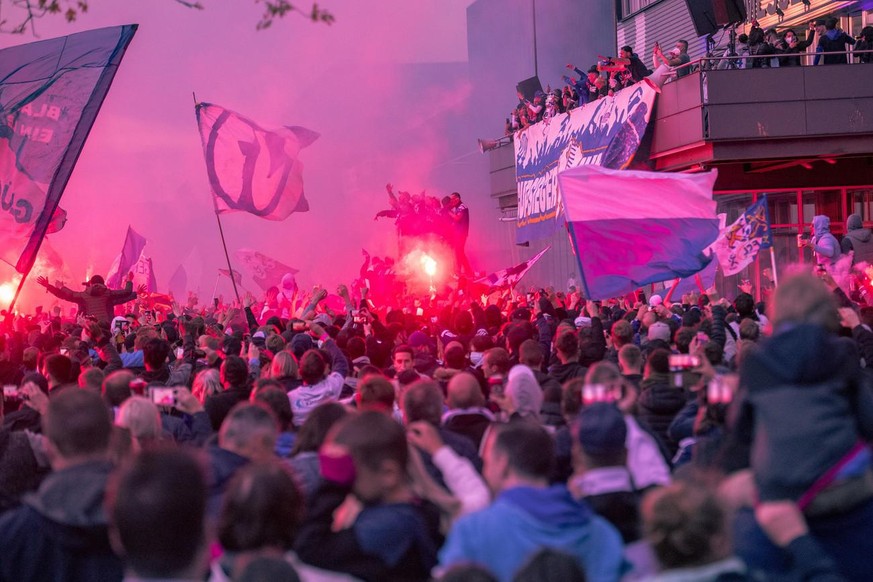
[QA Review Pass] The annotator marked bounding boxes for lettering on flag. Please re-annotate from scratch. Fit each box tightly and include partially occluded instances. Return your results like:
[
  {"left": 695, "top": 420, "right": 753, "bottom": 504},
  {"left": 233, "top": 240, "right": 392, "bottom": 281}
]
[
  {"left": 235, "top": 249, "right": 298, "bottom": 291},
  {"left": 0, "top": 25, "right": 137, "bottom": 276},
  {"left": 515, "top": 80, "right": 658, "bottom": 244},
  {"left": 710, "top": 196, "right": 773, "bottom": 276},
  {"left": 474, "top": 246, "right": 551, "bottom": 293},
  {"left": 196, "top": 103, "right": 319, "bottom": 221}
]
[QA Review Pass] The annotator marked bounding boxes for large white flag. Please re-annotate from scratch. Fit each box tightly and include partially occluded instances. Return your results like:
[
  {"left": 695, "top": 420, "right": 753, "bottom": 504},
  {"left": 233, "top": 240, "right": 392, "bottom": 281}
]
[{"left": 195, "top": 103, "right": 319, "bottom": 221}]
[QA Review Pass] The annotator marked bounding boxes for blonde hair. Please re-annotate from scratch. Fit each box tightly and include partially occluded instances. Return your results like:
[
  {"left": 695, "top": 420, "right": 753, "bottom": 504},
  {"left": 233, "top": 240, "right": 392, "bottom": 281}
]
[
  {"left": 192, "top": 368, "right": 221, "bottom": 404},
  {"left": 115, "top": 396, "right": 162, "bottom": 445},
  {"left": 270, "top": 351, "right": 298, "bottom": 379},
  {"left": 769, "top": 271, "right": 839, "bottom": 331}
]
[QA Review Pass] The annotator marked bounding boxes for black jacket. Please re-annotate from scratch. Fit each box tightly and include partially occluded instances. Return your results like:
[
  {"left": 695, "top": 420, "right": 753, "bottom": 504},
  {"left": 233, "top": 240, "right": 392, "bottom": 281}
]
[
  {"left": 0, "top": 461, "right": 122, "bottom": 582},
  {"left": 636, "top": 373, "right": 687, "bottom": 458}
]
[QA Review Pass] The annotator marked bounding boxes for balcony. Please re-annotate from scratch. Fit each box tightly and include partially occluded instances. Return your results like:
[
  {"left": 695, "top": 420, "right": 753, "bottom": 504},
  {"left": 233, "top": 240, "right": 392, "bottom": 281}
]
[{"left": 651, "top": 59, "right": 873, "bottom": 189}]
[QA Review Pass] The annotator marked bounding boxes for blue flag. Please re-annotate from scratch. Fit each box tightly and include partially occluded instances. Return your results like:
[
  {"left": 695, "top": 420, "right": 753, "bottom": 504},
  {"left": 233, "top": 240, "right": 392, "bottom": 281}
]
[
  {"left": 0, "top": 25, "right": 137, "bottom": 275},
  {"left": 559, "top": 165, "right": 719, "bottom": 300},
  {"left": 106, "top": 226, "right": 147, "bottom": 289},
  {"left": 710, "top": 196, "right": 774, "bottom": 276}
]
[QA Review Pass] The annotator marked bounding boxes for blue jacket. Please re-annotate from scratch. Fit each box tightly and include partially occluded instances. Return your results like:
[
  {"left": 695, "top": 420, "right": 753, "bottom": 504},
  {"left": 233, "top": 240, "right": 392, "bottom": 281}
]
[{"left": 439, "top": 484, "right": 624, "bottom": 582}]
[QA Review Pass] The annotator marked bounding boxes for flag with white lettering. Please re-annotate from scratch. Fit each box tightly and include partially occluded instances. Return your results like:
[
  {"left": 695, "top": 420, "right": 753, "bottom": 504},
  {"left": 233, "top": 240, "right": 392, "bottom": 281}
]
[
  {"left": 235, "top": 249, "right": 298, "bottom": 291},
  {"left": 474, "top": 246, "right": 551, "bottom": 293},
  {"left": 0, "top": 25, "right": 137, "bottom": 275},
  {"left": 710, "top": 196, "right": 773, "bottom": 276},
  {"left": 196, "top": 103, "right": 319, "bottom": 220}
]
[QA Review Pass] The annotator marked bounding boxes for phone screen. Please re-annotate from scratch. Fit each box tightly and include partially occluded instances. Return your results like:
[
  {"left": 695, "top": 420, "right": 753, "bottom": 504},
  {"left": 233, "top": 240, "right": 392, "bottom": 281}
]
[{"left": 149, "top": 387, "right": 175, "bottom": 407}]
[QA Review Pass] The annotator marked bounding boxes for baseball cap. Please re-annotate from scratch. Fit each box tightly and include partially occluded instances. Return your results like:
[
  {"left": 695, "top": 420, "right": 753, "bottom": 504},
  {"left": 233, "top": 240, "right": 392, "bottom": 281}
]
[
  {"left": 649, "top": 294, "right": 663, "bottom": 308},
  {"left": 577, "top": 403, "right": 627, "bottom": 457},
  {"left": 574, "top": 316, "right": 592, "bottom": 328}
]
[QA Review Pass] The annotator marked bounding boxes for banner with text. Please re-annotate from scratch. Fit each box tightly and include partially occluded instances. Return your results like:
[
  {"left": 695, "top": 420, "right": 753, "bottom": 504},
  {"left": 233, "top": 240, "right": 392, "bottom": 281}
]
[
  {"left": 515, "top": 80, "right": 658, "bottom": 244},
  {"left": 0, "top": 25, "right": 137, "bottom": 275}
]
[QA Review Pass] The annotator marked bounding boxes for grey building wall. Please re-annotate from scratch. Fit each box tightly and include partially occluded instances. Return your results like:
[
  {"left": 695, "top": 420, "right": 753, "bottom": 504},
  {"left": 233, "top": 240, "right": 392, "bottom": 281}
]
[
  {"left": 616, "top": 0, "right": 704, "bottom": 64},
  {"left": 467, "top": 0, "right": 616, "bottom": 289}
]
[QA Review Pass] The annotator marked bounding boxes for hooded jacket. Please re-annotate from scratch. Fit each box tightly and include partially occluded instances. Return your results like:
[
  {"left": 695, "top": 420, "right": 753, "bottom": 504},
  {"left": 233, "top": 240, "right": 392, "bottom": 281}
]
[
  {"left": 735, "top": 324, "right": 873, "bottom": 502},
  {"left": 43, "top": 281, "right": 136, "bottom": 325},
  {"left": 636, "top": 373, "right": 688, "bottom": 458},
  {"left": 842, "top": 214, "right": 873, "bottom": 265},
  {"left": 438, "top": 484, "right": 624, "bottom": 582},
  {"left": 811, "top": 215, "right": 840, "bottom": 266},
  {"left": 0, "top": 460, "right": 123, "bottom": 582}
]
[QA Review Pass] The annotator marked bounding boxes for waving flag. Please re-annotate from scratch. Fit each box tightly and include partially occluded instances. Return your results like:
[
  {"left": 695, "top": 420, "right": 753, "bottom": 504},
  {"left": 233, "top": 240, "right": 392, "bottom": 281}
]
[
  {"left": 131, "top": 254, "right": 158, "bottom": 293},
  {"left": 474, "top": 246, "right": 551, "bottom": 293},
  {"left": 0, "top": 25, "right": 137, "bottom": 276},
  {"left": 106, "top": 226, "right": 147, "bottom": 289},
  {"left": 559, "top": 165, "right": 719, "bottom": 300},
  {"left": 710, "top": 196, "right": 773, "bottom": 276},
  {"left": 196, "top": 103, "right": 318, "bottom": 220},
  {"left": 218, "top": 268, "right": 244, "bottom": 285},
  {"left": 235, "top": 249, "right": 298, "bottom": 291}
]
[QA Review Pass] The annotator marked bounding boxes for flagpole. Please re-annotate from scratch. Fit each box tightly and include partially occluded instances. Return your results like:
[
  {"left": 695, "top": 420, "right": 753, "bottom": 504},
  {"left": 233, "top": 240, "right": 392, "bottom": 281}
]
[
  {"left": 194, "top": 93, "right": 241, "bottom": 304},
  {"left": 214, "top": 212, "right": 242, "bottom": 303},
  {"left": 7, "top": 271, "right": 30, "bottom": 315},
  {"left": 769, "top": 247, "right": 779, "bottom": 287}
]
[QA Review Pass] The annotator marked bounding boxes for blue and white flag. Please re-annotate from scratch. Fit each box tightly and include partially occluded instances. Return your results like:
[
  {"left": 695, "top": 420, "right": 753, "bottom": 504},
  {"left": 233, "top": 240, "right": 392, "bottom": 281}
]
[
  {"left": 474, "top": 245, "right": 551, "bottom": 293},
  {"left": 515, "top": 80, "right": 658, "bottom": 244},
  {"left": 196, "top": 103, "right": 319, "bottom": 221},
  {"left": 710, "top": 196, "right": 773, "bottom": 276},
  {"left": 559, "top": 165, "right": 719, "bottom": 300},
  {"left": 0, "top": 25, "right": 137, "bottom": 275}
]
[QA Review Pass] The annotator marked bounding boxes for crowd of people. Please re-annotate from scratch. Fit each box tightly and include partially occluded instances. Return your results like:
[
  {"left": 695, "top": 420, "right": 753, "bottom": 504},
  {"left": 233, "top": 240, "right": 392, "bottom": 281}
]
[
  {"left": 505, "top": 16, "right": 873, "bottom": 137},
  {"left": 1, "top": 232, "right": 872, "bottom": 581},
  {"left": 374, "top": 185, "right": 473, "bottom": 278}
]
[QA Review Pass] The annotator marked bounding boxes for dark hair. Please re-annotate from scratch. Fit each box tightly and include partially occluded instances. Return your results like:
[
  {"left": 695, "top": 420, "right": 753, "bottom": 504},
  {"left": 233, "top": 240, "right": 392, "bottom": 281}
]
[
  {"left": 562, "top": 378, "right": 584, "bottom": 418},
  {"left": 43, "top": 353, "right": 73, "bottom": 385},
  {"left": 291, "top": 402, "right": 348, "bottom": 455},
  {"left": 357, "top": 375, "right": 395, "bottom": 411},
  {"left": 347, "top": 336, "right": 366, "bottom": 360},
  {"left": 513, "top": 548, "right": 586, "bottom": 582},
  {"left": 142, "top": 338, "right": 171, "bottom": 371},
  {"left": 647, "top": 349, "right": 671, "bottom": 375},
  {"left": 439, "top": 564, "right": 499, "bottom": 582},
  {"left": 107, "top": 447, "right": 206, "bottom": 578},
  {"left": 253, "top": 386, "right": 294, "bottom": 431},
  {"left": 674, "top": 327, "right": 695, "bottom": 355},
  {"left": 491, "top": 421, "right": 555, "bottom": 479},
  {"left": 555, "top": 331, "right": 579, "bottom": 358},
  {"left": 237, "top": 556, "right": 300, "bottom": 582},
  {"left": 44, "top": 388, "right": 111, "bottom": 458},
  {"left": 643, "top": 482, "right": 726, "bottom": 568},
  {"left": 402, "top": 381, "right": 444, "bottom": 426},
  {"left": 102, "top": 370, "right": 133, "bottom": 407},
  {"left": 222, "top": 356, "right": 249, "bottom": 388},
  {"left": 331, "top": 410, "right": 408, "bottom": 472},
  {"left": 393, "top": 344, "right": 414, "bottom": 359},
  {"left": 444, "top": 343, "right": 467, "bottom": 369},
  {"left": 299, "top": 349, "right": 327, "bottom": 385},
  {"left": 218, "top": 462, "right": 303, "bottom": 552},
  {"left": 518, "top": 339, "right": 544, "bottom": 367},
  {"left": 677, "top": 39, "right": 689, "bottom": 51},
  {"left": 734, "top": 293, "right": 757, "bottom": 320},
  {"left": 825, "top": 17, "right": 837, "bottom": 30},
  {"left": 484, "top": 347, "right": 511, "bottom": 375},
  {"left": 453, "top": 310, "right": 474, "bottom": 336},
  {"left": 621, "top": 45, "right": 633, "bottom": 53}
]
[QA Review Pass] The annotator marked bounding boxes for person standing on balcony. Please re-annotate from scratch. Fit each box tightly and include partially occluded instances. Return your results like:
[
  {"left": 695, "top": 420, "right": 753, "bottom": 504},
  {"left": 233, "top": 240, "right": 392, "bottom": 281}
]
[
  {"left": 800, "top": 215, "right": 841, "bottom": 268},
  {"left": 841, "top": 214, "right": 873, "bottom": 266},
  {"left": 816, "top": 17, "right": 855, "bottom": 65},
  {"left": 776, "top": 25, "right": 819, "bottom": 67},
  {"left": 448, "top": 192, "right": 473, "bottom": 277},
  {"left": 653, "top": 40, "right": 690, "bottom": 78}
]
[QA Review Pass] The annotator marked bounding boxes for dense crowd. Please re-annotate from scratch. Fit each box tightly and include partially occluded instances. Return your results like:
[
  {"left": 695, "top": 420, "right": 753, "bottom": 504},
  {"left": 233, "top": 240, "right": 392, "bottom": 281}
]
[
  {"left": 1, "top": 229, "right": 872, "bottom": 581},
  {"left": 506, "top": 17, "right": 873, "bottom": 136}
]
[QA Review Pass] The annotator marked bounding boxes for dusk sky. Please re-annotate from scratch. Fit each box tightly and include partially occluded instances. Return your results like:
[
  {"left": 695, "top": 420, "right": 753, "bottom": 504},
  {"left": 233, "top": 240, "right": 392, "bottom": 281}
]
[{"left": 1, "top": 0, "right": 510, "bottom": 308}]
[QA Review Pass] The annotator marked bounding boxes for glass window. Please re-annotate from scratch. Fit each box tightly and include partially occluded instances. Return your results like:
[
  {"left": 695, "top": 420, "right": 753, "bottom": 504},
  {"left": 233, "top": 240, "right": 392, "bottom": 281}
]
[
  {"left": 850, "top": 189, "right": 873, "bottom": 224},
  {"left": 620, "top": 0, "right": 660, "bottom": 19}
]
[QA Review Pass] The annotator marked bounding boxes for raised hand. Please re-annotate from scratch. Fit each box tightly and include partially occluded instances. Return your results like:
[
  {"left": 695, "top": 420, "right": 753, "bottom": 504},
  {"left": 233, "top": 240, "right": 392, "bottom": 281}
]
[
  {"left": 136, "top": 284, "right": 147, "bottom": 295},
  {"left": 36, "top": 275, "right": 49, "bottom": 288}
]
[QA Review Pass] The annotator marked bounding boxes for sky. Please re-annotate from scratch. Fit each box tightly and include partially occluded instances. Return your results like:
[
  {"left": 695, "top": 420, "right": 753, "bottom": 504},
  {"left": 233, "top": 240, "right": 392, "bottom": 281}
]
[{"left": 1, "top": 0, "right": 512, "bottom": 309}]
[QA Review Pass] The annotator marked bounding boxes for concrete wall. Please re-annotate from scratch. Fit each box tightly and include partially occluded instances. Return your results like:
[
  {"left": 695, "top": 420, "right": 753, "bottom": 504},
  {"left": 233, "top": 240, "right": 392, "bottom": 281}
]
[{"left": 467, "top": 0, "right": 616, "bottom": 288}]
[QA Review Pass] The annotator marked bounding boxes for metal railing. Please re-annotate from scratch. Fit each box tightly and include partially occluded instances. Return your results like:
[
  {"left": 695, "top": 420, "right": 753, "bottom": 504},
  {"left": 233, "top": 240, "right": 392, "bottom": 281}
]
[{"left": 670, "top": 48, "right": 873, "bottom": 78}]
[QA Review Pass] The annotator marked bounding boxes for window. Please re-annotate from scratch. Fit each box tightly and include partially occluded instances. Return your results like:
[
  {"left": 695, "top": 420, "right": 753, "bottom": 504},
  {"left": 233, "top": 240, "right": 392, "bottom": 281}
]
[{"left": 620, "top": 0, "right": 661, "bottom": 19}]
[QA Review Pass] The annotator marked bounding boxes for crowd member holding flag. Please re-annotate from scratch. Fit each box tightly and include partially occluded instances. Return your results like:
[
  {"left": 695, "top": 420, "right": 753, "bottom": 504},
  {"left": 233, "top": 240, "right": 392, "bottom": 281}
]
[{"left": 35, "top": 272, "right": 142, "bottom": 325}]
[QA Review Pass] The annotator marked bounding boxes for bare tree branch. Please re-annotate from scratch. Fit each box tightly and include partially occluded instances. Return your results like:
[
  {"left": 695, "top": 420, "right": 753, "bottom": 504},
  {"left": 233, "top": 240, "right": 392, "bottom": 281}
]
[{"left": 0, "top": 0, "right": 333, "bottom": 35}]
